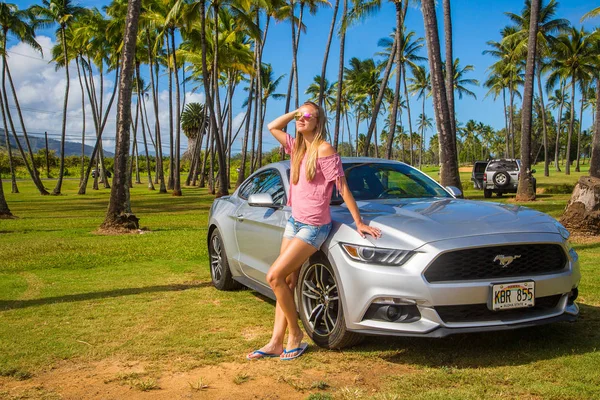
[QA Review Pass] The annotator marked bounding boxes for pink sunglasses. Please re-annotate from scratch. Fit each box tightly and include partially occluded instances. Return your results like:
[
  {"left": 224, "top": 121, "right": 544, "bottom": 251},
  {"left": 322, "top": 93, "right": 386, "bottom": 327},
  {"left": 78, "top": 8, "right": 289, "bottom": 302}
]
[{"left": 294, "top": 112, "right": 315, "bottom": 121}]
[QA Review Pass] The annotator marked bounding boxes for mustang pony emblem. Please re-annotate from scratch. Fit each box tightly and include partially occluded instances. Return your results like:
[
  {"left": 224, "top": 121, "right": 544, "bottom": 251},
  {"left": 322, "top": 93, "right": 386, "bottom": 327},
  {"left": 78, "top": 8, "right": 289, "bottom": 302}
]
[{"left": 493, "top": 255, "right": 522, "bottom": 267}]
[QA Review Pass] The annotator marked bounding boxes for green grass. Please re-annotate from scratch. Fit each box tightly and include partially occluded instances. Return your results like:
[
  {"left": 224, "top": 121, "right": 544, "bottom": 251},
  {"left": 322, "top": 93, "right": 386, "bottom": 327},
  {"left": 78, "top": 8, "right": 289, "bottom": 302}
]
[{"left": 1, "top": 169, "right": 599, "bottom": 399}]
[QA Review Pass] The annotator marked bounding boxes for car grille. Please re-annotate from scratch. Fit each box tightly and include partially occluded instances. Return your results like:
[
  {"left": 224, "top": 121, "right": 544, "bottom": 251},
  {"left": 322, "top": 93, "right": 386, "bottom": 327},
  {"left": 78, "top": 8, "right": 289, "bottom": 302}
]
[
  {"left": 435, "top": 295, "right": 563, "bottom": 323},
  {"left": 424, "top": 244, "right": 567, "bottom": 283}
]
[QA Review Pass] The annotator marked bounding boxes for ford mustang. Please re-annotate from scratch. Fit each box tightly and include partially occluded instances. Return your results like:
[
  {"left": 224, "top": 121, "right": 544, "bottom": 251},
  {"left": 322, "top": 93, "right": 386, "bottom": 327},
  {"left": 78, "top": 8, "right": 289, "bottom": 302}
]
[{"left": 207, "top": 158, "right": 580, "bottom": 349}]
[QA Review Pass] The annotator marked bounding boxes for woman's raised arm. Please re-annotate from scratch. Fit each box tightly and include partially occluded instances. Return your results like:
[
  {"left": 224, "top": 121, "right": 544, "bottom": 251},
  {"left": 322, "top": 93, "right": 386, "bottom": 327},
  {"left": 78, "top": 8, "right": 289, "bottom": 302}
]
[{"left": 267, "top": 110, "right": 297, "bottom": 147}]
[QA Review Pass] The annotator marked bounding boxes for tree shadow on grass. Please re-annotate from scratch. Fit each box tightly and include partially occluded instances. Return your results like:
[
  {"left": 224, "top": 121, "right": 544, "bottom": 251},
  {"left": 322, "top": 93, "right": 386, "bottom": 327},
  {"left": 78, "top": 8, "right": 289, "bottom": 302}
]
[
  {"left": 356, "top": 303, "right": 599, "bottom": 368},
  {"left": 0, "top": 281, "right": 212, "bottom": 311}
]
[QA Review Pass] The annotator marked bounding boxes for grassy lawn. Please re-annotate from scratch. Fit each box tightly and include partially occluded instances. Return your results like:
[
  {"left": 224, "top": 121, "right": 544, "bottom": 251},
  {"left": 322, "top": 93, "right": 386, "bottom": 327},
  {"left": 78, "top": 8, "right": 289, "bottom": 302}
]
[{"left": 0, "top": 168, "right": 599, "bottom": 399}]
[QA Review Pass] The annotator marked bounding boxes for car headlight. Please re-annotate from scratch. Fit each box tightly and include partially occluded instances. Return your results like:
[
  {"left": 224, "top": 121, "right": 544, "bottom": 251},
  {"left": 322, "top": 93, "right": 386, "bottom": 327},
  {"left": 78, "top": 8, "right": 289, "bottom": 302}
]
[
  {"left": 341, "top": 244, "right": 414, "bottom": 266},
  {"left": 553, "top": 220, "right": 571, "bottom": 240}
]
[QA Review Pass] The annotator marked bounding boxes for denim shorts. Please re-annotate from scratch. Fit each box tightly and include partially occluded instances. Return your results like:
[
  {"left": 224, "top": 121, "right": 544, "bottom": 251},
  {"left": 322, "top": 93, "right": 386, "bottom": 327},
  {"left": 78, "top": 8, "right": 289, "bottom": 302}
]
[{"left": 283, "top": 216, "right": 332, "bottom": 249}]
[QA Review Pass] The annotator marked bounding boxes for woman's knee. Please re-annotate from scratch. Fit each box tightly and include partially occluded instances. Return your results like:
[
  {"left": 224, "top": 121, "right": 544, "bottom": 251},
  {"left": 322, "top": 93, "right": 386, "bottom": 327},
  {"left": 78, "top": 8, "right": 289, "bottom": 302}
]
[{"left": 266, "top": 269, "right": 284, "bottom": 288}]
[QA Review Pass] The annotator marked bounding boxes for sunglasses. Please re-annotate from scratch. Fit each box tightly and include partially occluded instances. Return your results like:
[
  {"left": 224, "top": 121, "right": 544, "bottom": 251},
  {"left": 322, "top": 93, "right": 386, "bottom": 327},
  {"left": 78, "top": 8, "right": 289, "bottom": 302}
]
[{"left": 294, "top": 112, "right": 315, "bottom": 121}]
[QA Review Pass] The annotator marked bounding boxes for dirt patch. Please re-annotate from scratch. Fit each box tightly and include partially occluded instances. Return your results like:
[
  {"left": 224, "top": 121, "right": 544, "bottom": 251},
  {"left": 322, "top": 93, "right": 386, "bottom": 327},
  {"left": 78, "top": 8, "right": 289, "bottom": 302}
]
[
  {"left": 93, "top": 227, "right": 151, "bottom": 236},
  {"left": 458, "top": 167, "right": 473, "bottom": 173},
  {"left": 0, "top": 355, "right": 413, "bottom": 399}
]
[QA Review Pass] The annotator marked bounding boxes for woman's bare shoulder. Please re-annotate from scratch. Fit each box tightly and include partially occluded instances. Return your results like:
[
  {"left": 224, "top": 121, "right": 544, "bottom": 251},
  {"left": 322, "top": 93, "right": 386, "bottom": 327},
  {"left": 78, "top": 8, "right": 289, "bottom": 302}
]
[{"left": 318, "top": 142, "right": 336, "bottom": 158}]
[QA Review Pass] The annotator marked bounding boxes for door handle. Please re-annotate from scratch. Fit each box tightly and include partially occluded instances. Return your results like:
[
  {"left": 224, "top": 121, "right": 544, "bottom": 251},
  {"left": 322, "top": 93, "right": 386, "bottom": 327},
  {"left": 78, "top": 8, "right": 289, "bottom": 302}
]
[{"left": 235, "top": 213, "right": 244, "bottom": 221}]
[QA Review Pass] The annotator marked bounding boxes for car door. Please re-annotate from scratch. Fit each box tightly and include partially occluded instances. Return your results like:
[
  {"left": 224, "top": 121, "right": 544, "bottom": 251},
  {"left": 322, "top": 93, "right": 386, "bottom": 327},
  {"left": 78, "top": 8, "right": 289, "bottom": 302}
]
[{"left": 234, "top": 169, "right": 287, "bottom": 284}]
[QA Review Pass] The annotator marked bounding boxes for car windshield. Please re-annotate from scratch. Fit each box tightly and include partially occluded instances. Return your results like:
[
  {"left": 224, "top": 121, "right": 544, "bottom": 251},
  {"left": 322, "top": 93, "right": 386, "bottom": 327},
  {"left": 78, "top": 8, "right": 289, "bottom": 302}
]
[{"left": 330, "top": 162, "right": 451, "bottom": 203}]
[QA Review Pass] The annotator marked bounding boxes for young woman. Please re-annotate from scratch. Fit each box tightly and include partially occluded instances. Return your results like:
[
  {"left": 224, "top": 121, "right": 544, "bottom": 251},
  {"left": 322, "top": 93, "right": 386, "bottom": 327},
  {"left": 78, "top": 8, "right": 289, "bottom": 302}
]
[{"left": 246, "top": 101, "right": 381, "bottom": 361}]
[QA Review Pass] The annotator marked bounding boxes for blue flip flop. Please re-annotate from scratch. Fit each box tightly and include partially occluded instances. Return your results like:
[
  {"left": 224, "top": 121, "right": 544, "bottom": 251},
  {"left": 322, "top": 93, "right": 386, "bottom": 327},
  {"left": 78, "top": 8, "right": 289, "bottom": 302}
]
[
  {"left": 246, "top": 350, "right": 281, "bottom": 360},
  {"left": 280, "top": 343, "right": 309, "bottom": 361}
]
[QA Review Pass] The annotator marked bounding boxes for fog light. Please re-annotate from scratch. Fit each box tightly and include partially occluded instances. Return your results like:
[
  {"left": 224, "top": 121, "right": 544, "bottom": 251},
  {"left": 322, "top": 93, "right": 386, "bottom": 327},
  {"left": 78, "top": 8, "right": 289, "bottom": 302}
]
[
  {"left": 386, "top": 306, "right": 401, "bottom": 321},
  {"left": 363, "top": 303, "right": 421, "bottom": 323}
]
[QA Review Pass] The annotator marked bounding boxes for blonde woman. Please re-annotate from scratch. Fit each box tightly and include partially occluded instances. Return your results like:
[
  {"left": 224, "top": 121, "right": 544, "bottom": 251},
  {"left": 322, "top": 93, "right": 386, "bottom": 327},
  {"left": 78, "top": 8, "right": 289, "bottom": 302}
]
[{"left": 246, "top": 101, "right": 381, "bottom": 361}]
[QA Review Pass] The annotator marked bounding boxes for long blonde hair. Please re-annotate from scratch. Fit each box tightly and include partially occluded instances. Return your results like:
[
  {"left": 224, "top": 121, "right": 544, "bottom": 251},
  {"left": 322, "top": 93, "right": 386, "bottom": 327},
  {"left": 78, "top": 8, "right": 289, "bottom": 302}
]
[{"left": 291, "top": 101, "right": 327, "bottom": 185}]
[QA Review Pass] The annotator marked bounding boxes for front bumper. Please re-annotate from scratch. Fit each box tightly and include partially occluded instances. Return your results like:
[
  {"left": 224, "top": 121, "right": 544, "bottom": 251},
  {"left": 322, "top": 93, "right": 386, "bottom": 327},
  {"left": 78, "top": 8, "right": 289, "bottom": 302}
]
[{"left": 328, "top": 232, "right": 580, "bottom": 337}]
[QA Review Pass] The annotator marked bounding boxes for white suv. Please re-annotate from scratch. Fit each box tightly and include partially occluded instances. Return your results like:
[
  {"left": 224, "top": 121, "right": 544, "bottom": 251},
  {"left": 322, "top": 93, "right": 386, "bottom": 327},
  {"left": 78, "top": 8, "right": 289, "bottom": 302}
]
[{"left": 475, "top": 159, "right": 536, "bottom": 198}]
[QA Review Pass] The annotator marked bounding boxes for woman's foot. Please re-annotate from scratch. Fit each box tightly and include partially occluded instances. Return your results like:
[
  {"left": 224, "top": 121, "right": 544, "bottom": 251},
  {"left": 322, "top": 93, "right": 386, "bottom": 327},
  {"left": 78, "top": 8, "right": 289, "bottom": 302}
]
[
  {"left": 246, "top": 343, "right": 284, "bottom": 360},
  {"left": 281, "top": 332, "right": 305, "bottom": 360}
]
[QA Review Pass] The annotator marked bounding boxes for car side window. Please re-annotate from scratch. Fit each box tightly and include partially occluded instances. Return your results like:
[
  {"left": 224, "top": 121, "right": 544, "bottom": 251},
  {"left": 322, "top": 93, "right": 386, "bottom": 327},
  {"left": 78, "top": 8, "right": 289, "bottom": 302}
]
[{"left": 239, "top": 169, "right": 286, "bottom": 205}]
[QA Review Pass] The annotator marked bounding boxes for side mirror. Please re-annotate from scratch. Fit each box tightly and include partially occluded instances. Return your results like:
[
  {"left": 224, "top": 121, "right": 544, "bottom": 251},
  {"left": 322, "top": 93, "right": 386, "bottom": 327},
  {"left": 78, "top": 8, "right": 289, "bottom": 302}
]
[
  {"left": 248, "top": 193, "right": 282, "bottom": 209},
  {"left": 445, "top": 186, "right": 463, "bottom": 199}
]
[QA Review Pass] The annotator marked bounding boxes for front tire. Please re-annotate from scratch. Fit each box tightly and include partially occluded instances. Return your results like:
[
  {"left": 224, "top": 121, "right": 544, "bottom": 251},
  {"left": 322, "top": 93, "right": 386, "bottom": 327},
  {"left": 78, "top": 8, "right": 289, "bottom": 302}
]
[
  {"left": 297, "top": 254, "right": 363, "bottom": 349},
  {"left": 208, "top": 228, "right": 242, "bottom": 291}
]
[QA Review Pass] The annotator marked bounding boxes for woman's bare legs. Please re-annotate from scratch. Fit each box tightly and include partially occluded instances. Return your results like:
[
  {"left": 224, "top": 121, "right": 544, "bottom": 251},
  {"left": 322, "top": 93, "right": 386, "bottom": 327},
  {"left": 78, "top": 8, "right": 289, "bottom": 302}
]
[
  {"left": 266, "top": 238, "right": 317, "bottom": 357},
  {"left": 247, "top": 238, "right": 294, "bottom": 359}
]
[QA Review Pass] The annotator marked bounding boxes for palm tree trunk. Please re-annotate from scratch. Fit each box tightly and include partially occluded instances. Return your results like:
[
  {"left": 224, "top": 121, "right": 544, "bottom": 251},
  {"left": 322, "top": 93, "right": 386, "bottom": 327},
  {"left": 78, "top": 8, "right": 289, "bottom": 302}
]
[
  {"left": 171, "top": 28, "right": 182, "bottom": 196},
  {"left": 386, "top": 1, "right": 403, "bottom": 160},
  {"left": 576, "top": 89, "right": 585, "bottom": 172},
  {"left": 0, "top": 172, "right": 12, "bottom": 217},
  {"left": 590, "top": 80, "right": 600, "bottom": 178},
  {"left": 555, "top": 80, "right": 564, "bottom": 172},
  {"left": 200, "top": 0, "right": 228, "bottom": 196},
  {"left": 53, "top": 25, "right": 71, "bottom": 195},
  {"left": 147, "top": 29, "right": 166, "bottom": 193},
  {"left": 135, "top": 64, "right": 155, "bottom": 190},
  {"left": 402, "top": 63, "right": 415, "bottom": 165},
  {"left": 293, "top": 4, "right": 304, "bottom": 110},
  {"left": 536, "top": 69, "right": 549, "bottom": 177},
  {"left": 516, "top": 0, "right": 539, "bottom": 201},
  {"left": 236, "top": 74, "right": 254, "bottom": 187},
  {"left": 442, "top": 0, "right": 456, "bottom": 139},
  {"left": 509, "top": 86, "right": 515, "bottom": 158},
  {"left": 502, "top": 88, "right": 509, "bottom": 157},
  {"left": 420, "top": 97, "right": 425, "bottom": 169},
  {"left": 566, "top": 75, "right": 576, "bottom": 175},
  {"left": 76, "top": 56, "right": 86, "bottom": 185},
  {"left": 333, "top": 0, "right": 347, "bottom": 150},
  {"left": 1, "top": 63, "right": 44, "bottom": 194},
  {"left": 166, "top": 35, "right": 175, "bottom": 190},
  {"left": 0, "top": 89, "right": 17, "bottom": 193},
  {"left": 2, "top": 50, "right": 46, "bottom": 194},
  {"left": 363, "top": 42, "right": 397, "bottom": 156},
  {"left": 102, "top": 0, "right": 141, "bottom": 230},
  {"left": 421, "top": 0, "right": 461, "bottom": 189},
  {"left": 318, "top": 0, "right": 341, "bottom": 108},
  {"left": 284, "top": 0, "right": 297, "bottom": 117}
]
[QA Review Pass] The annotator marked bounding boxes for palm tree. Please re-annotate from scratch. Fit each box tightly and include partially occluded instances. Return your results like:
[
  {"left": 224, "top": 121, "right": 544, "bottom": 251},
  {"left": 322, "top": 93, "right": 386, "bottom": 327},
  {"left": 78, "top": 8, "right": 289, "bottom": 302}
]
[
  {"left": 416, "top": 113, "right": 433, "bottom": 169},
  {"left": 0, "top": 2, "right": 48, "bottom": 195},
  {"left": 32, "top": 0, "right": 85, "bottom": 195},
  {"left": 101, "top": 0, "right": 142, "bottom": 231},
  {"left": 484, "top": 28, "right": 524, "bottom": 158},
  {"left": 516, "top": 0, "right": 540, "bottom": 201},
  {"left": 408, "top": 65, "right": 431, "bottom": 167},
  {"left": 504, "top": 0, "right": 570, "bottom": 177},
  {"left": 547, "top": 85, "right": 568, "bottom": 171},
  {"left": 548, "top": 27, "right": 595, "bottom": 175},
  {"left": 442, "top": 0, "right": 455, "bottom": 139},
  {"left": 445, "top": 58, "right": 479, "bottom": 99},
  {"left": 379, "top": 28, "right": 426, "bottom": 163},
  {"left": 421, "top": 0, "right": 461, "bottom": 189},
  {"left": 306, "top": 75, "right": 337, "bottom": 119}
]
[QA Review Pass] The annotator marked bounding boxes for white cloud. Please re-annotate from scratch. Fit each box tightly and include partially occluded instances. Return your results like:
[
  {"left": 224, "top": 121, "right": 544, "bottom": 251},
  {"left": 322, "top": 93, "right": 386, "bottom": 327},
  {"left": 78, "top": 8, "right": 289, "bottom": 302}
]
[{"left": 4, "top": 36, "right": 208, "bottom": 157}]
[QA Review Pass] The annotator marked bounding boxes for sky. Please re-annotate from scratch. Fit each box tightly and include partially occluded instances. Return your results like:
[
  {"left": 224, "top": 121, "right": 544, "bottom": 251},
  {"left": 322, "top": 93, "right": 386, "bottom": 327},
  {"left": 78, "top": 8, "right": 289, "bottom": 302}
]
[{"left": 8, "top": 0, "right": 600, "bottom": 155}]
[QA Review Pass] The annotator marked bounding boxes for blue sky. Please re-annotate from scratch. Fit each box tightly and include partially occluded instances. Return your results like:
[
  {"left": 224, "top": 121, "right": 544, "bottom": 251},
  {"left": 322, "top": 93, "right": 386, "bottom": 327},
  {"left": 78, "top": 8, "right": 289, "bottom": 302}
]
[{"left": 10, "top": 0, "right": 600, "bottom": 154}]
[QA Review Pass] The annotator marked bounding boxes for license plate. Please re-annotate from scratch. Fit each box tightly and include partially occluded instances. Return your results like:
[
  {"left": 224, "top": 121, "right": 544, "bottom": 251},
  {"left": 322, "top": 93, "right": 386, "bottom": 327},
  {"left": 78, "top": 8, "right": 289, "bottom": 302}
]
[{"left": 489, "top": 281, "right": 535, "bottom": 311}]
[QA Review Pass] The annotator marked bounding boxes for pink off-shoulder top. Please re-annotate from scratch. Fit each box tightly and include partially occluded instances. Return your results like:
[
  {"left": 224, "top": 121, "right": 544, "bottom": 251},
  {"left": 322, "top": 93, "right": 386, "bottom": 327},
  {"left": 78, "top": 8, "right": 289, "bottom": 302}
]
[{"left": 284, "top": 133, "right": 345, "bottom": 226}]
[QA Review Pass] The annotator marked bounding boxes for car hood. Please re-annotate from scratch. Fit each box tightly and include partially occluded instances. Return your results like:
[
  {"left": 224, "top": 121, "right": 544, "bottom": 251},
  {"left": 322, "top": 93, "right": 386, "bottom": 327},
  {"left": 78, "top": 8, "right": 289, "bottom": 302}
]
[{"left": 330, "top": 198, "right": 561, "bottom": 249}]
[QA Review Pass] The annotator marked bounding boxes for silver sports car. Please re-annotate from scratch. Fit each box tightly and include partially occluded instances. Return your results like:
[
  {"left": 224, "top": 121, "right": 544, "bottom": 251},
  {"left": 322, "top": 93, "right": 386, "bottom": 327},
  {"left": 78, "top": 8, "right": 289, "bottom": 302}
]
[{"left": 207, "top": 158, "right": 580, "bottom": 349}]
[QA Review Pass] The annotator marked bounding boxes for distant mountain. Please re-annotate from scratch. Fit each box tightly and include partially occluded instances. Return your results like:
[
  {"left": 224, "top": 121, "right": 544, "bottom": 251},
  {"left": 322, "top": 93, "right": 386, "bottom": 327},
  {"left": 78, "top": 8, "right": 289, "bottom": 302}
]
[{"left": 0, "top": 129, "right": 114, "bottom": 157}]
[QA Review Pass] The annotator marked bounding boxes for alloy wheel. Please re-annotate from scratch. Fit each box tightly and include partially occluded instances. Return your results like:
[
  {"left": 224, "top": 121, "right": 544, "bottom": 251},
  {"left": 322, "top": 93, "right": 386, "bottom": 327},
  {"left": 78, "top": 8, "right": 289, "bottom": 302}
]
[
  {"left": 210, "top": 235, "right": 223, "bottom": 283},
  {"left": 301, "top": 262, "right": 340, "bottom": 336}
]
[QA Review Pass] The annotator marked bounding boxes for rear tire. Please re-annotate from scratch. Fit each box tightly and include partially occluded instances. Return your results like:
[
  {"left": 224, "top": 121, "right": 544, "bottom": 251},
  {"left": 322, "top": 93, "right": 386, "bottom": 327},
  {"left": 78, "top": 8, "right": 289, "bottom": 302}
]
[
  {"left": 297, "top": 253, "right": 363, "bottom": 349},
  {"left": 209, "top": 229, "right": 242, "bottom": 291},
  {"left": 484, "top": 189, "right": 492, "bottom": 198}
]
